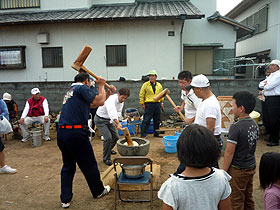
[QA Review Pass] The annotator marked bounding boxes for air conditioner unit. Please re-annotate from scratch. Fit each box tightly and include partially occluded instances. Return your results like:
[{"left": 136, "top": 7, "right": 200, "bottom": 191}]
[{"left": 37, "top": 33, "right": 49, "bottom": 44}]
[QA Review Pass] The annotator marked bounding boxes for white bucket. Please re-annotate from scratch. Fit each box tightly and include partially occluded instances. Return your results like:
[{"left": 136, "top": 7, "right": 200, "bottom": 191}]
[{"left": 30, "top": 129, "right": 42, "bottom": 147}]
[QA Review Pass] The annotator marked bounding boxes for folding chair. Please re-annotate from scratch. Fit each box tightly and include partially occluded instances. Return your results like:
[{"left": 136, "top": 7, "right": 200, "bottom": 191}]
[{"left": 113, "top": 156, "right": 153, "bottom": 210}]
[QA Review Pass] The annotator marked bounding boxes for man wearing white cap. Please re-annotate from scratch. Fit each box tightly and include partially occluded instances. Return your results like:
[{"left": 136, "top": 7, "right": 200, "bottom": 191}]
[
  {"left": 259, "top": 59, "right": 280, "bottom": 146},
  {"left": 191, "top": 74, "right": 222, "bottom": 166},
  {"left": 19, "top": 88, "right": 51, "bottom": 142}
]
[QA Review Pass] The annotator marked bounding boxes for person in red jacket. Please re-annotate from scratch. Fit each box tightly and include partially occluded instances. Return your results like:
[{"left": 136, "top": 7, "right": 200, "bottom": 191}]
[{"left": 19, "top": 88, "right": 50, "bottom": 142}]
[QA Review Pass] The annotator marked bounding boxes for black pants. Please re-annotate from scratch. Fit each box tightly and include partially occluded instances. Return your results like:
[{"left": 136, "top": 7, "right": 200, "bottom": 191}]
[
  {"left": 57, "top": 128, "right": 104, "bottom": 203},
  {"left": 141, "top": 102, "right": 161, "bottom": 137},
  {"left": 265, "top": 96, "right": 280, "bottom": 143},
  {"left": 261, "top": 100, "right": 269, "bottom": 132}
]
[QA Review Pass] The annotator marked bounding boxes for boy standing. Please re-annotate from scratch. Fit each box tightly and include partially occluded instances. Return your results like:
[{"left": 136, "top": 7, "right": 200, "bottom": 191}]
[{"left": 223, "top": 91, "right": 259, "bottom": 210}]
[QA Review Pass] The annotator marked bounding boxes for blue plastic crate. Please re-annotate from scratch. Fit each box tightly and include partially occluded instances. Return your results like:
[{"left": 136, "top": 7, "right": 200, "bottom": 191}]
[
  {"left": 119, "top": 122, "right": 136, "bottom": 135},
  {"left": 140, "top": 119, "right": 154, "bottom": 134}
]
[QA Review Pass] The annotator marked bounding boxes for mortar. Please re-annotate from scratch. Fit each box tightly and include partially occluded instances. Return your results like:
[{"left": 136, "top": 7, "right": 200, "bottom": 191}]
[{"left": 117, "top": 137, "right": 150, "bottom": 156}]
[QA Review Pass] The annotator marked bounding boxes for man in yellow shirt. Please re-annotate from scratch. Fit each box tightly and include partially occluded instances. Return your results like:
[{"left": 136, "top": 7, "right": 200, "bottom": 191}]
[{"left": 139, "top": 70, "right": 164, "bottom": 138}]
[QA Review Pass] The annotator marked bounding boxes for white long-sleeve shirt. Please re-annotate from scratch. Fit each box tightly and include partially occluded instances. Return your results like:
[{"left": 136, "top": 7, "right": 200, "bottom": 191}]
[
  {"left": 96, "top": 94, "right": 124, "bottom": 123},
  {"left": 259, "top": 70, "right": 280, "bottom": 96},
  {"left": 21, "top": 98, "right": 49, "bottom": 118}
]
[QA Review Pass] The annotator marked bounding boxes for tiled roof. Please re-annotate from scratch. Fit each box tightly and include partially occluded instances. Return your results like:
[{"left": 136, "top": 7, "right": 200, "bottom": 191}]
[
  {"left": 225, "top": 0, "right": 258, "bottom": 19},
  {"left": 208, "top": 11, "right": 254, "bottom": 32},
  {"left": 0, "top": 0, "right": 204, "bottom": 26}
]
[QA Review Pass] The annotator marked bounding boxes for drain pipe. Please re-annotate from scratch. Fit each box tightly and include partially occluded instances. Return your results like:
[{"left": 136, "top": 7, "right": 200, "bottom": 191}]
[{"left": 180, "top": 15, "right": 186, "bottom": 72}]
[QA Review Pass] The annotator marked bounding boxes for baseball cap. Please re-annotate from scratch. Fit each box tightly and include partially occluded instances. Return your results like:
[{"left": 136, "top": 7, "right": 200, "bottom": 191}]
[
  {"left": 270, "top": 60, "right": 280, "bottom": 67},
  {"left": 3, "top": 92, "right": 11, "bottom": 101},
  {"left": 190, "top": 74, "right": 210, "bottom": 88},
  {"left": 147, "top": 70, "right": 157, "bottom": 76},
  {"left": 31, "top": 88, "right": 40, "bottom": 95}
]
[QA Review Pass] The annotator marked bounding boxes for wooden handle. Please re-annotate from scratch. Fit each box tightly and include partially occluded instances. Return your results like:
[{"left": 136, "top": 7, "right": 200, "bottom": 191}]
[
  {"left": 153, "top": 88, "right": 169, "bottom": 101},
  {"left": 79, "top": 65, "right": 111, "bottom": 89},
  {"left": 166, "top": 94, "right": 185, "bottom": 121},
  {"left": 122, "top": 127, "right": 134, "bottom": 146}
]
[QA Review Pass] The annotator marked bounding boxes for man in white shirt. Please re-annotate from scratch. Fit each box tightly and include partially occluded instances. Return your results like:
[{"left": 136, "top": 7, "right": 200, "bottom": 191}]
[
  {"left": 191, "top": 74, "right": 222, "bottom": 167},
  {"left": 19, "top": 88, "right": 50, "bottom": 142},
  {"left": 94, "top": 88, "right": 130, "bottom": 166},
  {"left": 259, "top": 59, "right": 280, "bottom": 146},
  {"left": 174, "top": 71, "right": 201, "bottom": 125}
]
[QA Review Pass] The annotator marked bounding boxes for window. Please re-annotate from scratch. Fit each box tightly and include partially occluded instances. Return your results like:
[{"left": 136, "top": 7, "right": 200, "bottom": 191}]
[
  {"left": 237, "top": 6, "right": 268, "bottom": 40},
  {"left": 0, "top": 46, "right": 26, "bottom": 69},
  {"left": 0, "top": 0, "right": 40, "bottom": 10},
  {"left": 106, "top": 45, "right": 127, "bottom": 66},
  {"left": 42, "top": 47, "right": 63, "bottom": 68},
  {"left": 213, "top": 49, "right": 235, "bottom": 76}
]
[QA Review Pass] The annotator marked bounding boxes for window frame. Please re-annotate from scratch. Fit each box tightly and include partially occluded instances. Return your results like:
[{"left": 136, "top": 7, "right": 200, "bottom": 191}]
[
  {"left": 237, "top": 5, "right": 268, "bottom": 41},
  {"left": 106, "top": 45, "right": 127, "bottom": 67},
  {"left": 42, "top": 47, "right": 63, "bottom": 68},
  {"left": 0, "top": 46, "right": 26, "bottom": 70}
]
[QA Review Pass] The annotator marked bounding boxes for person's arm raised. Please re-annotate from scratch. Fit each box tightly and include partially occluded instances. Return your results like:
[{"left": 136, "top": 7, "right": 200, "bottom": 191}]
[{"left": 91, "top": 77, "right": 106, "bottom": 108}]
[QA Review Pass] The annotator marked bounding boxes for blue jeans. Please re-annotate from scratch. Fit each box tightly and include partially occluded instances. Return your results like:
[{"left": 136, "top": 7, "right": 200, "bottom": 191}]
[{"left": 57, "top": 128, "right": 104, "bottom": 203}]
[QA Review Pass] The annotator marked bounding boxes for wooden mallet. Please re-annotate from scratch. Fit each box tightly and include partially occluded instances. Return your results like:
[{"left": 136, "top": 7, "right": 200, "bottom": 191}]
[
  {"left": 153, "top": 88, "right": 186, "bottom": 121},
  {"left": 72, "top": 45, "right": 111, "bottom": 89},
  {"left": 121, "top": 127, "right": 134, "bottom": 146}
]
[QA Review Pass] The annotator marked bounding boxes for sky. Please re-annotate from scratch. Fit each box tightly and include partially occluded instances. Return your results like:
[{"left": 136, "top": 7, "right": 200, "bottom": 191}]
[{"left": 216, "top": 0, "right": 243, "bottom": 15}]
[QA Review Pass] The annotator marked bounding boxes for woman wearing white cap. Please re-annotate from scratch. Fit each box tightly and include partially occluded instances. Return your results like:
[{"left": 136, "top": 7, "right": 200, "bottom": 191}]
[
  {"left": 19, "top": 88, "right": 51, "bottom": 142},
  {"left": 3, "top": 92, "right": 21, "bottom": 139}
]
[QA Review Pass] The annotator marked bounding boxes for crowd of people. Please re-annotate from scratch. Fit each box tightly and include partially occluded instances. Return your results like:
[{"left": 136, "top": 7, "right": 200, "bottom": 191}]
[{"left": 0, "top": 60, "right": 280, "bottom": 209}]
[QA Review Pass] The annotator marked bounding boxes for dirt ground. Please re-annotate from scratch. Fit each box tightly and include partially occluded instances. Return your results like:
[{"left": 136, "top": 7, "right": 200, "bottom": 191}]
[{"left": 1, "top": 126, "right": 280, "bottom": 210}]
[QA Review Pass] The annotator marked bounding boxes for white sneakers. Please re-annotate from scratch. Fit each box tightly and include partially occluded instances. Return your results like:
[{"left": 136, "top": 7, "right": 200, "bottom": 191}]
[
  {"left": 97, "top": 185, "right": 111, "bottom": 198},
  {"left": 60, "top": 185, "right": 110, "bottom": 208},
  {"left": 21, "top": 135, "right": 51, "bottom": 142},
  {"left": 0, "top": 165, "right": 17, "bottom": 174},
  {"left": 61, "top": 202, "right": 70, "bottom": 208},
  {"left": 43, "top": 136, "right": 51, "bottom": 141},
  {"left": 21, "top": 136, "right": 30, "bottom": 142}
]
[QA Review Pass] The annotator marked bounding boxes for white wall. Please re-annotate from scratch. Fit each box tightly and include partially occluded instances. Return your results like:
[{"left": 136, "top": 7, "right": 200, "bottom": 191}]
[
  {"left": 234, "top": 0, "right": 280, "bottom": 59},
  {"left": 0, "top": 19, "right": 181, "bottom": 82},
  {"left": 40, "top": 0, "right": 90, "bottom": 10},
  {"left": 183, "top": 0, "right": 235, "bottom": 48},
  {"left": 41, "top": 0, "right": 136, "bottom": 10},
  {"left": 91, "top": 0, "right": 135, "bottom": 5}
]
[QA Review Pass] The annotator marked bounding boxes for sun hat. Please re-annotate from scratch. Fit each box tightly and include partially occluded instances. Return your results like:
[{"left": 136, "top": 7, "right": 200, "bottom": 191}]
[
  {"left": 270, "top": 60, "right": 280, "bottom": 67},
  {"left": 3, "top": 92, "right": 11, "bottom": 101},
  {"left": 190, "top": 74, "right": 210, "bottom": 88},
  {"left": 147, "top": 70, "right": 157, "bottom": 76},
  {"left": 31, "top": 88, "right": 40, "bottom": 95}
]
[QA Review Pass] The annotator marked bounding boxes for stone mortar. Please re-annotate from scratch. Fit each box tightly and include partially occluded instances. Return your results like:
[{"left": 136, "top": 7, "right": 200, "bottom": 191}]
[{"left": 117, "top": 137, "right": 150, "bottom": 156}]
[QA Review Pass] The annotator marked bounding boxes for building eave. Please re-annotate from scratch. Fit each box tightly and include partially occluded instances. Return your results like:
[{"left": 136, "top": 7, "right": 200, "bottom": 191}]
[
  {"left": 225, "top": 0, "right": 259, "bottom": 19},
  {"left": 208, "top": 11, "right": 254, "bottom": 33},
  {"left": 0, "top": 0, "right": 204, "bottom": 26}
]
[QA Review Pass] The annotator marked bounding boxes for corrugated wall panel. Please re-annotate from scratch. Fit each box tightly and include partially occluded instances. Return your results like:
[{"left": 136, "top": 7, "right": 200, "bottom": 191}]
[{"left": 0, "top": 0, "right": 40, "bottom": 9}]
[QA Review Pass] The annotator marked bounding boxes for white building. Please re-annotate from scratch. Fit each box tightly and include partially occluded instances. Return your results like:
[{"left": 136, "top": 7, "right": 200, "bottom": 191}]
[
  {"left": 0, "top": 0, "right": 244, "bottom": 82},
  {"left": 226, "top": 0, "right": 280, "bottom": 78}
]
